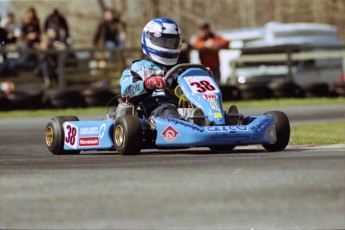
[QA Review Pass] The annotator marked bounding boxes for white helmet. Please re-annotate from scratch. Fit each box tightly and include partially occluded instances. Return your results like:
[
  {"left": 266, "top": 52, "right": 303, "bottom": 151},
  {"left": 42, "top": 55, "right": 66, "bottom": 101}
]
[{"left": 142, "top": 18, "right": 182, "bottom": 65}]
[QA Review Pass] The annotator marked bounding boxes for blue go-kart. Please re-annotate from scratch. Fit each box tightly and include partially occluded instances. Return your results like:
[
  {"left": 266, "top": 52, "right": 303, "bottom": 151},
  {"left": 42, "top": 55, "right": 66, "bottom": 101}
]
[{"left": 45, "top": 64, "right": 290, "bottom": 155}]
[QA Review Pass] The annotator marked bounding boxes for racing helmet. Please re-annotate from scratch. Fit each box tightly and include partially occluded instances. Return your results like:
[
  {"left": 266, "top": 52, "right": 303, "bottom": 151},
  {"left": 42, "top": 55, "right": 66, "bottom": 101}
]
[{"left": 142, "top": 18, "right": 182, "bottom": 65}]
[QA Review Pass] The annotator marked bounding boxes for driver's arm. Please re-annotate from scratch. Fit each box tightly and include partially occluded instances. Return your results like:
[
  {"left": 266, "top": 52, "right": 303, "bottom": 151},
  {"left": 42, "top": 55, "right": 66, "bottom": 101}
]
[{"left": 120, "top": 68, "right": 148, "bottom": 98}]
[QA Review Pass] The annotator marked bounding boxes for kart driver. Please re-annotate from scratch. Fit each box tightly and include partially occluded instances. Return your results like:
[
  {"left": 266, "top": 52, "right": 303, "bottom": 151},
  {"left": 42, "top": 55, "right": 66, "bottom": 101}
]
[{"left": 120, "top": 17, "right": 184, "bottom": 120}]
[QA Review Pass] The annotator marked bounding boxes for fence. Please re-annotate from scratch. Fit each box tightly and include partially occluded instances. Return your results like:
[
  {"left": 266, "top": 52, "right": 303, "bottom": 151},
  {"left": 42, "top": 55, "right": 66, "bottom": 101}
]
[
  {"left": 1, "top": 45, "right": 345, "bottom": 109},
  {"left": 230, "top": 45, "right": 345, "bottom": 82}
]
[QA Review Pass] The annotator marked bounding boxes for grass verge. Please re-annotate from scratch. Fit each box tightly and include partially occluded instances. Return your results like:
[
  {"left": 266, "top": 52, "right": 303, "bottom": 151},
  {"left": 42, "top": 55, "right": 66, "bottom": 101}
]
[{"left": 290, "top": 121, "right": 345, "bottom": 146}]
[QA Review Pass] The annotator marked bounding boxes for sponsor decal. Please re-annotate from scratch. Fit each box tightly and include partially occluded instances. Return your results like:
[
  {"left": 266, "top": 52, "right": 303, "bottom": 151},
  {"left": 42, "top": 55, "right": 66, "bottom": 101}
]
[
  {"left": 206, "top": 126, "right": 248, "bottom": 133},
  {"left": 99, "top": 123, "right": 106, "bottom": 138},
  {"left": 203, "top": 94, "right": 217, "bottom": 99},
  {"left": 159, "top": 117, "right": 204, "bottom": 132},
  {"left": 208, "top": 98, "right": 220, "bottom": 111},
  {"left": 161, "top": 125, "right": 180, "bottom": 142},
  {"left": 64, "top": 122, "right": 78, "bottom": 149},
  {"left": 79, "top": 137, "right": 100, "bottom": 147},
  {"left": 80, "top": 127, "right": 98, "bottom": 135},
  {"left": 214, "top": 113, "right": 222, "bottom": 118},
  {"left": 153, "top": 32, "right": 161, "bottom": 37},
  {"left": 251, "top": 117, "right": 271, "bottom": 133}
]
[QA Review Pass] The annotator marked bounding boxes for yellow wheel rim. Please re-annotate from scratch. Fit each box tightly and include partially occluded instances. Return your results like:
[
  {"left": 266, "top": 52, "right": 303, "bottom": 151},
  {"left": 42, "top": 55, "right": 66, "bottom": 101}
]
[
  {"left": 115, "top": 125, "right": 124, "bottom": 146},
  {"left": 45, "top": 126, "right": 54, "bottom": 147}
]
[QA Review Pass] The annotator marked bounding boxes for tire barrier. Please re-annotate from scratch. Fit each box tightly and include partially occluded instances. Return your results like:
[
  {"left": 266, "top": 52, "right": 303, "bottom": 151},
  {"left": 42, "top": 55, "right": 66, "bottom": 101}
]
[
  {"left": 299, "top": 83, "right": 330, "bottom": 97},
  {"left": 1, "top": 83, "right": 345, "bottom": 111},
  {"left": 268, "top": 82, "right": 305, "bottom": 98},
  {"left": 82, "top": 87, "right": 115, "bottom": 107},
  {"left": 0, "top": 91, "right": 11, "bottom": 110},
  {"left": 334, "top": 82, "right": 345, "bottom": 96},
  {"left": 237, "top": 83, "right": 273, "bottom": 100},
  {"left": 219, "top": 85, "right": 241, "bottom": 101},
  {"left": 50, "top": 89, "right": 86, "bottom": 109},
  {"left": 5, "top": 89, "right": 44, "bottom": 110}
]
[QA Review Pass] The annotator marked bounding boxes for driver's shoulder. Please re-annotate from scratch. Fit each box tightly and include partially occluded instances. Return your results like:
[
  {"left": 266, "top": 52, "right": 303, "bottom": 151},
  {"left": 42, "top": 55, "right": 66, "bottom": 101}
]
[{"left": 131, "top": 59, "right": 162, "bottom": 71}]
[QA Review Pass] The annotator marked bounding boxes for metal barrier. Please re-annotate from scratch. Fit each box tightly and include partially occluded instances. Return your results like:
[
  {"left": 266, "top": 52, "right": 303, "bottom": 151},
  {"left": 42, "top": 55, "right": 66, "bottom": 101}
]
[
  {"left": 230, "top": 46, "right": 345, "bottom": 82},
  {"left": 0, "top": 46, "right": 143, "bottom": 91},
  {"left": 1, "top": 45, "right": 345, "bottom": 89}
]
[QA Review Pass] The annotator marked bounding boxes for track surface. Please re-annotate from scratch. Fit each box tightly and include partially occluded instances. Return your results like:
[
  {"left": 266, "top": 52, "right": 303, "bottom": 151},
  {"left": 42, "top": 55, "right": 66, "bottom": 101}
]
[{"left": 1, "top": 105, "right": 345, "bottom": 229}]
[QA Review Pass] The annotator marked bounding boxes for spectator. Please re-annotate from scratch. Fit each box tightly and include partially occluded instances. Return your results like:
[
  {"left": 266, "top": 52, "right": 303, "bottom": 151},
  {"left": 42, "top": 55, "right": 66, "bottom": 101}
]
[
  {"left": 44, "top": 8, "right": 71, "bottom": 46},
  {"left": 93, "top": 8, "right": 126, "bottom": 50},
  {"left": 18, "top": 7, "right": 41, "bottom": 68},
  {"left": 0, "top": 21, "right": 7, "bottom": 45},
  {"left": 1, "top": 22, "right": 16, "bottom": 77},
  {"left": 3, "top": 12, "right": 20, "bottom": 44},
  {"left": 177, "top": 38, "right": 192, "bottom": 64},
  {"left": 20, "top": 7, "right": 41, "bottom": 48},
  {"left": 192, "top": 22, "right": 229, "bottom": 84},
  {"left": 37, "top": 33, "right": 68, "bottom": 88}
]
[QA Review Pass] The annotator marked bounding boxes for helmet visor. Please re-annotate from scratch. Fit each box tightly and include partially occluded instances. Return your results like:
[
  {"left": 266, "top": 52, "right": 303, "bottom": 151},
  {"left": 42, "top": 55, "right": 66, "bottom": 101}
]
[{"left": 149, "top": 33, "right": 181, "bottom": 49}]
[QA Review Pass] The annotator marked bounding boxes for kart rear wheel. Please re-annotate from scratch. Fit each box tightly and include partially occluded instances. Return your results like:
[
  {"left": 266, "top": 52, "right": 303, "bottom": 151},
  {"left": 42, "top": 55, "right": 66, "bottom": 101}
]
[
  {"left": 113, "top": 115, "right": 143, "bottom": 155},
  {"left": 45, "top": 116, "right": 81, "bottom": 155},
  {"left": 209, "top": 145, "right": 236, "bottom": 152},
  {"left": 262, "top": 111, "right": 290, "bottom": 152}
]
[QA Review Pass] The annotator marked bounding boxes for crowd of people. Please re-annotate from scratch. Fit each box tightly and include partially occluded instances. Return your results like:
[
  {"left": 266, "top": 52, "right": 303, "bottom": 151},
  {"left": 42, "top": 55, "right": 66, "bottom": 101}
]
[
  {"left": 0, "top": 6, "right": 230, "bottom": 89},
  {"left": 0, "top": 7, "right": 73, "bottom": 87},
  {"left": 0, "top": 6, "right": 128, "bottom": 88}
]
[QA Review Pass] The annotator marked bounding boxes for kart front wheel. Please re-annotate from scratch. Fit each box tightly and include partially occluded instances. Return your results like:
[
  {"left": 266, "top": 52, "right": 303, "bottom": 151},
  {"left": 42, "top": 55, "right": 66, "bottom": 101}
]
[
  {"left": 113, "top": 115, "right": 143, "bottom": 155},
  {"left": 262, "top": 111, "right": 290, "bottom": 151},
  {"left": 45, "top": 116, "right": 81, "bottom": 155}
]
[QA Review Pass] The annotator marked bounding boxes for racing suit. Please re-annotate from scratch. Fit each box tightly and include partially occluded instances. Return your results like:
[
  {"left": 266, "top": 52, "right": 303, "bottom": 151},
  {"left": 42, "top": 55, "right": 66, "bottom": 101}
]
[{"left": 120, "top": 57, "right": 182, "bottom": 119}]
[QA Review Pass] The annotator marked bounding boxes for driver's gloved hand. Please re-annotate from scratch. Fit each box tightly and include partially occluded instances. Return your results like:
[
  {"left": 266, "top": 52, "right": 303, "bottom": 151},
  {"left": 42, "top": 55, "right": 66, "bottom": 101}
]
[{"left": 144, "top": 75, "right": 165, "bottom": 90}]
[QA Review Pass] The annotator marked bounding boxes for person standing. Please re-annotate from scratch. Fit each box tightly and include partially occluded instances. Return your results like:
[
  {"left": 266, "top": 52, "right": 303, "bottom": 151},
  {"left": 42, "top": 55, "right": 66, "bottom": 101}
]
[
  {"left": 20, "top": 7, "right": 41, "bottom": 48},
  {"left": 44, "top": 8, "right": 70, "bottom": 46},
  {"left": 93, "top": 8, "right": 126, "bottom": 49},
  {"left": 192, "top": 22, "right": 229, "bottom": 84},
  {"left": 3, "top": 12, "right": 21, "bottom": 44},
  {"left": 18, "top": 7, "right": 41, "bottom": 68}
]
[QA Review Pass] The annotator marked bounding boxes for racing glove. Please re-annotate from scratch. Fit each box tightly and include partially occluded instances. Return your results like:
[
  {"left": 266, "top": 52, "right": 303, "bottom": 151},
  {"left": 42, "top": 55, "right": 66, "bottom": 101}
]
[{"left": 144, "top": 75, "right": 165, "bottom": 90}]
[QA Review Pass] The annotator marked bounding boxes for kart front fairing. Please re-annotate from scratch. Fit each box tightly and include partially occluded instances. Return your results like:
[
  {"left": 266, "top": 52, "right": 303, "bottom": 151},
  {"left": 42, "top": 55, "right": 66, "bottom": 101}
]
[
  {"left": 154, "top": 116, "right": 277, "bottom": 147},
  {"left": 177, "top": 68, "right": 226, "bottom": 126},
  {"left": 153, "top": 66, "right": 277, "bottom": 147}
]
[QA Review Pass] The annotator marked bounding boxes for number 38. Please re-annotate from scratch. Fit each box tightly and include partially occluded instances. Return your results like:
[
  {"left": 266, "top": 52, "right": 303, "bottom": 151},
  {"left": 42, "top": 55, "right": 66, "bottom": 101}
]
[{"left": 190, "top": 80, "right": 216, "bottom": 93}]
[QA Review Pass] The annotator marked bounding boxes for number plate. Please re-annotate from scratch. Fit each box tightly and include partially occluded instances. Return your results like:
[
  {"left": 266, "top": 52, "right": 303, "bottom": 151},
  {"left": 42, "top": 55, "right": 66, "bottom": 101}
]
[{"left": 185, "top": 76, "right": 219, "bottom": 94}]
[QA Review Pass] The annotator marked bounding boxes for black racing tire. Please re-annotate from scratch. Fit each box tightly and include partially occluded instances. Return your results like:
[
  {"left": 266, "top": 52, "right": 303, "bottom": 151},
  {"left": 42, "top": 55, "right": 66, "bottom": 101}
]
[
  {"left": 113, "top": 115, "right": 143, "bottom": 155},
  {"left": 262, "top": 111, "right": 290, "bottom": 152},
  {"left": 0, "top": 91, "right": 10, "bottom": 110},
  {"left": 220, "top": 85, "right": 241, "bottom": 101},
  {"left": 268, "top": 82, "right": 303, "bottom": 98},
  {"left": 6, "top": 89, "right": 44, "bottom": 109},
  {"left": 334, "top": 82, "right": 345, "bottom": 96},
  {"left": 50, "top": 89, "right": 85, "bottom": 108},
  {"left": 209, "top": 145, "right": 236, "bottom": 152},
  {"left": 45, "top": 116, "right": 81, "bottom": 155},
  {"left": 299, "top": 83, "right": 330, "bottom": 97},
  {"left": 82, "top": 87, "right": 114, "bottom": 107},
  {"left": 238, "top": 84, "right": 272, "bottom": 100}
]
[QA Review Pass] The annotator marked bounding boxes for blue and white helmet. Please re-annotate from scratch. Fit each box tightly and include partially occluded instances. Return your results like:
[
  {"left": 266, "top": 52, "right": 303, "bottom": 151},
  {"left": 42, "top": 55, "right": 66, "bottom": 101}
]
[{"left": 142, "top": 18, "right": 182, "bottom": 65}]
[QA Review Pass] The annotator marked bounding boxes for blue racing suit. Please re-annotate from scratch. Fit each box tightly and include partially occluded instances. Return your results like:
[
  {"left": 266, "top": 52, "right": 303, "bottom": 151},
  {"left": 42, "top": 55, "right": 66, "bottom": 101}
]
[{"left": 120, "top": 57, "right": 181, "bottom": 118}]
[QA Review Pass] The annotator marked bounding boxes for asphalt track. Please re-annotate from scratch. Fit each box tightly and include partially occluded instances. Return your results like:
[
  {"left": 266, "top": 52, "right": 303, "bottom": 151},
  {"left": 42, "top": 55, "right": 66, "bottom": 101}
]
[{"left": 1, "top": 105, "right": 344, "bottom": 229}]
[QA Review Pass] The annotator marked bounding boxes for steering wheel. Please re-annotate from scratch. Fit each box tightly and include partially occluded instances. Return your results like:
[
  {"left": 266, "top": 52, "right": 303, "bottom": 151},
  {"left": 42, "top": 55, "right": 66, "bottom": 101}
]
[{"left": 163, "top": 63, "right": 208, "bottom": 82}]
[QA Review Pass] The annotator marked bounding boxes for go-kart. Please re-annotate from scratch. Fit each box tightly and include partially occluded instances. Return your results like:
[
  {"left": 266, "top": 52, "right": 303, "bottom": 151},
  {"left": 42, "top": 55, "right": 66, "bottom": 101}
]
[{"left": 45, "top": 63, "right": 290, "bottom": 155}]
